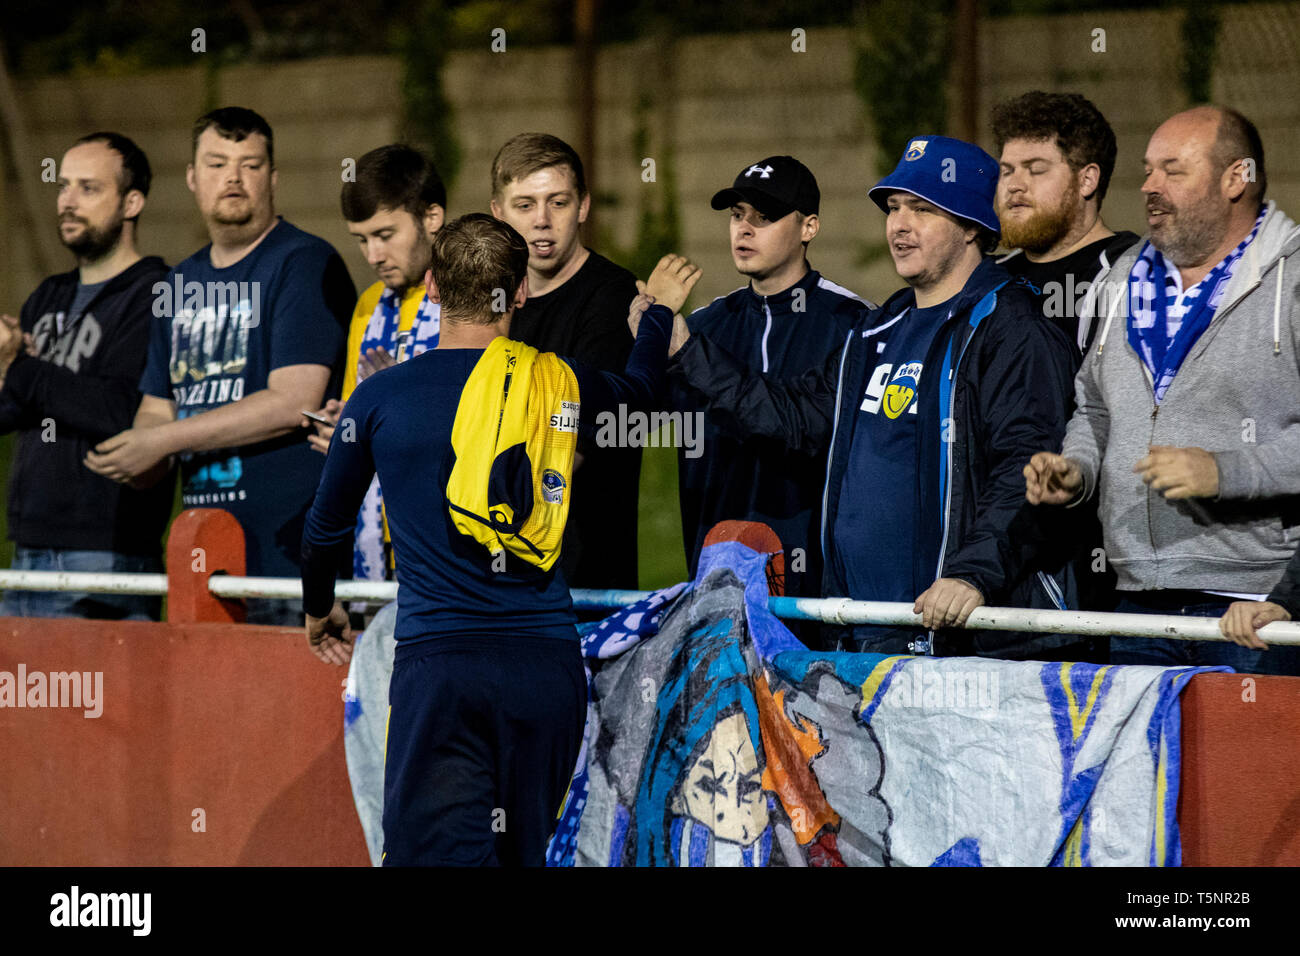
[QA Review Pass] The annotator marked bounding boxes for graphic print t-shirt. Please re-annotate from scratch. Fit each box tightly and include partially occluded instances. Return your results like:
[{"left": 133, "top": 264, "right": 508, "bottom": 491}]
[
  {"left": 139, "top": 219, "right": 353, "bottom": 576},
  {"left": 834, "top": 301, "right": 952, "bottom": 605}
]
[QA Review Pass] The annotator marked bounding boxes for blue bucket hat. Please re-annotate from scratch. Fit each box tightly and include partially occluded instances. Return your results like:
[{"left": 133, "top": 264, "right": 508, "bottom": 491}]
[{"left": 868, "top": 135, "right": 1001, "bottom": 235}]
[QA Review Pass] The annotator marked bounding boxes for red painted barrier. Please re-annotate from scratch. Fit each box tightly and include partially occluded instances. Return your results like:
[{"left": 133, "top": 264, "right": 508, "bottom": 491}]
[
  {"left": 166, "top": 508, "right": 246, "bottom": 625},
  {"left": 0, "top": 617, "right": 368, "bottom": 866},
  {"left": 1178, "top": 672, "right": 1300, "bottom": 866}
]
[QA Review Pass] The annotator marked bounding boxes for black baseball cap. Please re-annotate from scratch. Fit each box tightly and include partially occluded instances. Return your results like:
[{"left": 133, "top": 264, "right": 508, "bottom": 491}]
[{"left": 710, "top": 155, "right": 820, "bottom": 220}]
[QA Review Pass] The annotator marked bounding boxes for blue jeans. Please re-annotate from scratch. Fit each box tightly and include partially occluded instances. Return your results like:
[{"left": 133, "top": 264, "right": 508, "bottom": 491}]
[
  {"left": 1, "top": 547, "right": 162, "bottom": 621},
  {"left": 1110, "top": 590, "right": 1300, "bottom": 676},
  {"left": 245, "top": 597, "right": 304, "bottom": 628}
]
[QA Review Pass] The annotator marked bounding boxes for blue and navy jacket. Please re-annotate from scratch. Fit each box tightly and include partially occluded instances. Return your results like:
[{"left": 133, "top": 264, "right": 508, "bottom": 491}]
[
  {"left": 671, "top": 268, "right": 871, "bottom": 597},
  {"left": 672, "top": 257, "right": 1079, "bottom": 657}
]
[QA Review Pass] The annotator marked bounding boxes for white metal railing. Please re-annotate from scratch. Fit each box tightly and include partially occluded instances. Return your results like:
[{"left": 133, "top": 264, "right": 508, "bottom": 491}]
[{"left": 1, "top": 569, "right": 1298, "bottom": 645}]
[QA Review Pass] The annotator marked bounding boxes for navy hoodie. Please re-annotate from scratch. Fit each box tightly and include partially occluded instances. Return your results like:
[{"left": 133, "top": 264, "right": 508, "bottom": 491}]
[
  {"left": 0, "top": 257, "right": 175, "bottom": 555},
  {"left": 671, "top": 268, "right": 870, "bottom": 597},
  {"left": 672, "top": 257, "right": 1080, "bottom": 658}
]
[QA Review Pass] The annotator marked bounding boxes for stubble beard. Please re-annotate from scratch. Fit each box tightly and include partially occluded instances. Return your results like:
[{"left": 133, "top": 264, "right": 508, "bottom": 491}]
[
  {"left": 1149, "top": 194, "right": 1225, "bottom": 269},
  {"left": 59, "top": 210, "right": 125, "bottom": 263}
]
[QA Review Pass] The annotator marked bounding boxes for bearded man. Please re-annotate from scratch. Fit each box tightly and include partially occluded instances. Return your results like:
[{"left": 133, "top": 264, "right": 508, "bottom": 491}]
[
  {"left": 0, "top": 132, "right": 174, "bottom": 619},
  {"left": 993, "top": 91, "right": 1138, "bottom": 353},
  {"left": 1025, "top": 106, "right": 1300, "bottom": 676}
]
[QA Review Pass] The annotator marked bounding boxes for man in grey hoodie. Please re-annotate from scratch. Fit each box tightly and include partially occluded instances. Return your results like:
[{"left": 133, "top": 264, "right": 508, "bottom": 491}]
[{"left": 1024, "top": 105, "right": 1300, "bottom": 675}]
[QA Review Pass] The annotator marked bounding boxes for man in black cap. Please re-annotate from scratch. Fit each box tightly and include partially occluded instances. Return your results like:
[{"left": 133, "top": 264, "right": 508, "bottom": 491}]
[
  {"left": 670, "top": 137, "right": 1078, "bottom": 659},
  {"left": 670, "top": 157, "right": 873, "bottom": 629}
]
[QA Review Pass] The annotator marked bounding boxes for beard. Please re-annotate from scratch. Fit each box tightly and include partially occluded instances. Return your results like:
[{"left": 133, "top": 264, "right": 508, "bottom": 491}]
[
  {"left": 999, "top": 186, "right": 1077, "bottom": 255},
  {"left": 59, "top": 210, "right": 125, "bottom": 261},
  {"left": 1147, "top": 192, "right": 1224, "bottom": 267},
  {"left": 211, "top": 200, "right": 254, "bottom": 227}
]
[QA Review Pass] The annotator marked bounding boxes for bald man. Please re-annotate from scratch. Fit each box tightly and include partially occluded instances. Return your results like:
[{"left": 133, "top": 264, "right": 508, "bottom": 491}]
[{"left": 1024, "top": 105, "right": 1300, "bottom": 675}]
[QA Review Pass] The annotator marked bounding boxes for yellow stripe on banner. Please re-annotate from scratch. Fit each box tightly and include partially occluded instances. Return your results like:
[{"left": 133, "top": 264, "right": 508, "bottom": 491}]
[
  {"left": 1062, "top": 664, "right": 1112, "bottom": 742},
  {"left": 1063, "top": 812, "right": 1085, "bottom": 867},
  {"left": 859, "top": 656, "right": 909, "bottom": 711},
  {"left": 1060, "top": 663, "right": 1080, "bottom": 735},
  {"left": 1079, "top": 665, "right": 1110, "bottom": 738},
  {"left": 1155, "top": 734, "right": 1168, "bottom": 866}
]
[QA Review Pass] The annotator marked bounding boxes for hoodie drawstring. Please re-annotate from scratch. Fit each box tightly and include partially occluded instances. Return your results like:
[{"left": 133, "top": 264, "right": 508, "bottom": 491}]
[
  {"left": 1095, "top": 277, "right": 1124, "bottom": 358},
  {"left": 1274, "top": 255, "right": 1285, "bottom": 355}
]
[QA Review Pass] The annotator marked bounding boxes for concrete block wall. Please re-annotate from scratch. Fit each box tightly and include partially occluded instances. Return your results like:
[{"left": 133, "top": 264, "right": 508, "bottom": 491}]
[{"left": 2, "top": 6, "right": 1298, "bottom": 314}]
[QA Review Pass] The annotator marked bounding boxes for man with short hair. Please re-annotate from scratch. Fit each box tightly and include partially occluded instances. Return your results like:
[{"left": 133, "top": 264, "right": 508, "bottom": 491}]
[
  {"left": 992, "top": 91, "right": 1140, "bottom": 634},
  {"left": 300, "top": 214, "right": 698, "bottom": 865},
  {"left": 0, "top": 132, "right": 173, "bottom": 619},
  {"left": 671, "top": 136, "right": 1077, "bottom": 657},
  {"left": 490, "top": 133, "right": 641, "bottom": 590},
  {"left": 992, "top": 91, "right": 1139, "bottom": 353},
  {"left": 85, "top": 107, "right": 354, "bottom": 626},
  {"left": 673, "top": 156, "right": 872, "bottom": 622},
  {"left": 303, "top": 144, "right": 446, "bottom": 587},
  {"left": 1025, "top": 105, "right": 1300, "bottom": 675}
]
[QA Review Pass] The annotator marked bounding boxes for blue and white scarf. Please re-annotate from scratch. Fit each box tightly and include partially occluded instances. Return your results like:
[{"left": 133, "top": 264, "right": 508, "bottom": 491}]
[
  {"left": 1127, "top": 207, "right": 1265, "bottom": 403},
  {"left": 353, "top": 288, "right": 441, "bottom": 581}
]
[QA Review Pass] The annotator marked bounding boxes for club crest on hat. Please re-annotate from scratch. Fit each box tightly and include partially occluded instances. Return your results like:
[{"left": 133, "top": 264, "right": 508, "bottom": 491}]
[{"left": 904, "top": 140, "right": 928, "bottom": 162}]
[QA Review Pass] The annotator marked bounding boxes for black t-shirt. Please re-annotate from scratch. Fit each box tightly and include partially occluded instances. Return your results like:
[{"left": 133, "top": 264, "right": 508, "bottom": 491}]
[
  {"left": 1001, "top": 231, "right": 1139, "bottom": 352},
  {"left": 1001, "top": 232, "right": 1139, "bottom": 616},
  {"left": 508, "top": 250, "right": 641, "bottom": 589}
]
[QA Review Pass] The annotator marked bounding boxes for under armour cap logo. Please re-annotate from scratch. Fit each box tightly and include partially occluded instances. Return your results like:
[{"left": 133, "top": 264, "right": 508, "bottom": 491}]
[{"left": 745, "top": 164, "right": 774, "bottom": 179}]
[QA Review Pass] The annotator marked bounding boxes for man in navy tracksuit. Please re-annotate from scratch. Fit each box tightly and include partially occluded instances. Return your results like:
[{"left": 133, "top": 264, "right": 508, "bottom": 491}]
[
  {"left": 673, "top": 157, "right": 873, "bottom": 622},
  {"left": 671, "top": 136, "right": 1078, "bottom": 658}
]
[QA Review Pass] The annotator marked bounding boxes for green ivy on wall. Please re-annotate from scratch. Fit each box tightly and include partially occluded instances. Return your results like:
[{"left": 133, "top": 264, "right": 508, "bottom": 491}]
[
  {"left": 394, "top": 1, "right": 463, "bottom": 190},
  {"left": 1179, "top": 2, "right": 1221, "bottom": 105},
  {"left": 853, "top": 0, "right": 952, "bottom": 179}
]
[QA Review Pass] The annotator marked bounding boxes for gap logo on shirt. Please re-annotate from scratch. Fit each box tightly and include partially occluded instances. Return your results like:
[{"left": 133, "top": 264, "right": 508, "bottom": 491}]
[
  {"left": 861, "top": 361, "right": 924, "bottom": 418},
  {"left": 30, "top": 311, "right": 102, "bottom": 373}
]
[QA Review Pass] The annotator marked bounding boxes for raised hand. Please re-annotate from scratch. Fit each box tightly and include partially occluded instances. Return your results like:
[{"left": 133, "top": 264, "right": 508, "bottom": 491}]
[
  {"left": 643, "top": 254, "right": 702, "bottom": 314},
  {"left": 1024, "top": 451, "right": 1083, "bottom": 506}
]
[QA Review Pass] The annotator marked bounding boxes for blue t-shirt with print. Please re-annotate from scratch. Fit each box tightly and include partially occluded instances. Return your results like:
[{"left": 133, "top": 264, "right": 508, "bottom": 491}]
[
  {"left": 834, "top": 300, "right": 952, "bottom": 607},
  {"left": 140, "top": 218, "right": 354, "bottom": 576}
]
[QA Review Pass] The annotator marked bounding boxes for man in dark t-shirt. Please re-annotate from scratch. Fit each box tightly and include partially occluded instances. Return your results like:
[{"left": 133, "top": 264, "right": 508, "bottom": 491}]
[
  {"left": 85, "top": 108, "right": 353, "bottom": 625},
  {"left": 990, "top": 91, "right": 1138, "bottom": 630},
  {"left": 991, "top": 91, "right": 1139, "bottom": 353},
  {"left": 490, "top": 133, "right": 640, "bottom": 590}
]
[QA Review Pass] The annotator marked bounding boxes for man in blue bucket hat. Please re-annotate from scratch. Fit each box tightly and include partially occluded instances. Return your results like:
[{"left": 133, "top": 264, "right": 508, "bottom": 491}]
[{"left": 669, "top": 135, "right": 1079, "bottom": 657}]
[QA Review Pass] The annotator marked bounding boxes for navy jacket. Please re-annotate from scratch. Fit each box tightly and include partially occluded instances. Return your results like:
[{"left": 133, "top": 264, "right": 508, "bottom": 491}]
[
  {"left": 671, "top": 257, "right": 1079, "bottom": 658},
  {"left": 0, "top": 257, "right": 176, "bottom": 555},
  {"left": 671, "top": 268, "right": 870, "bottom": 596}
]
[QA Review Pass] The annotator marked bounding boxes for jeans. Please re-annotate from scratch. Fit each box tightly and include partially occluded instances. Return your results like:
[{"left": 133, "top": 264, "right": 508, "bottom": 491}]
[
  {"left": 245, "top": 597, "right": 304, "bottom": 628},
  {"left": 1, "top": 547, "right": 161, "bottom": 621},
  {"left": 1110, "top": 590, "right": 1300, "bottom": 676}
]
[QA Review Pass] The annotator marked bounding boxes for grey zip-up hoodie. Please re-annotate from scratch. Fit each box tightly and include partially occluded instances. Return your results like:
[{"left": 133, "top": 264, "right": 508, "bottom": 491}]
[{"left": 1062, "top": 200, "right": 1300, "bottom": 594}]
